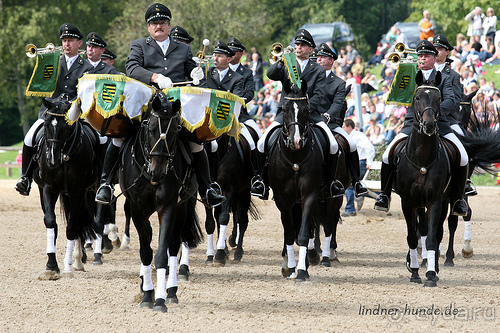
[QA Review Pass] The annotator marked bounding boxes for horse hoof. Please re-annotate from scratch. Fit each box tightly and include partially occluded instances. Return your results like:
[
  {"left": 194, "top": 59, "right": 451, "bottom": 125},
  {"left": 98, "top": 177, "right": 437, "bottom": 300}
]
[
  {"left": 320, "top": 257, "right": 331, "bottom": 267},
  {"left": 307, "top": 249, "right": 320, "bottom": 266},
  {"left": 424, "top": 280, "right": 437, "bottom": 287},
  {"left": 410, "top": 276, "right": 422, "bottom": 284},
  {"left": 38, "top": 270, "right": 61, "bottom": 280},
  {"left": 213, "top": 250, "right": 226, "bottom": 266},
  {"left": 153, "top": 299, "right": 168, "bottom": 313},
  {"left": 62, "top": 271, "right": 74, "bottom": 278},
  {"left": 295, "top": 269, "right": 309, "bottom": 283},
  {"left": 205, "top": 255, "right": 214, "bottom": 265},
  {"left": 444, "top": 260, "right": 454, "bottom": 267},
  {"left": 462, "top": 248, "right": 474, "bottom": 259},
  {"left": 178, "top": 264, "right": 190, "bottom": 282},
  {"left": 233, "top": 250, "right": 243, "bottom": 262},
  {"left": 93, "top": 253, "right": 103, "bottom": 265},
  {"left": 81, "top": 250, "right": 87, "bottom": 264},
  {"left": 119, "top": 235, "right": 131, "bottom": 250},
  {"left": 140, "top": 301, "right": 154, "bottom": 309},
  {"left": 282, "top": 267, "right": 289, "bottom": 278},
  {"left": 166, "top": 297, "right": 178, "bottom": 304},
  {"left": 72, "top": 262, "right": 85, "bottom": 271},
  {"left": 112, "top": 238, "right": 121, "bottom": 248}
]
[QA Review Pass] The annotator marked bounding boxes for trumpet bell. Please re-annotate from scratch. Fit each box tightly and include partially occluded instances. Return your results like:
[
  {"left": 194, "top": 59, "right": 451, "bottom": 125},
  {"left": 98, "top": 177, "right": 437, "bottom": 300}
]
[
  {"left": 25, "top": 44, "right": 37, "bottom": 58},
  {"left": 270, "top": 42, "right": 284, "bottom": 57},
  {"left": 395, "top": 42, "right": 416, "bottom": 55}
]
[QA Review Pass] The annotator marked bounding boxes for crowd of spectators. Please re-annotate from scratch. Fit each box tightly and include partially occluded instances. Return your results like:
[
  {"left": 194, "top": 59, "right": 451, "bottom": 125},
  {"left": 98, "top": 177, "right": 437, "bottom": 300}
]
[{"left": 244, "top": 6, "right": 500, "bottom": 145}]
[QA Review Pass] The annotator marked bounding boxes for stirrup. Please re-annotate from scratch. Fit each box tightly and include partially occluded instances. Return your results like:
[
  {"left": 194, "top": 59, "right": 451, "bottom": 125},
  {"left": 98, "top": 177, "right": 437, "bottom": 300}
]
[
  {"left": 354, "top": 182, "right": 369, "bottom": 197},
  {"left": 95, "top": 183, "right": 114, "bottom": 205},
  {"left": 329, "top": 180, "right": 345, "bottom": 198},
  {"left": 465, "top": 179, "right": 477, "bottom": 196},
  {"left": 250, "top": 176, "right": 266, "bottom": 196},
  {"left": 15, "top": 176, "right": 31, "bottom": 196},
  {"left": 374, "top": 194, "right": 390, "bottom": 212},
  {"left": 210, "top": 182, "right": 222, "bottom": 196},
  {"left": 451, "top": 198, "right": 468, "bottom": 216}
]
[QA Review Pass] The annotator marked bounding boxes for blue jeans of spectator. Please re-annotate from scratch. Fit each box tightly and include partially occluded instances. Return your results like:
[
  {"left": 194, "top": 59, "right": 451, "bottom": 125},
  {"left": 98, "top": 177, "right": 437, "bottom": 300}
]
[{"left": 345, "top": 159, "right": 367, "bottom": 213}]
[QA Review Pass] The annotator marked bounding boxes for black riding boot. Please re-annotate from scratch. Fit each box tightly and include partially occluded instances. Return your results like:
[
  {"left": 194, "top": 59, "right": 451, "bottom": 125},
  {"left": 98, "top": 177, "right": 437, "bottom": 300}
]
[
  {"left": 374, "top": 162, "right": 394, "bottom": 212},
  {"left": 15, "top": 144, "right": 35, "bottom": 196},
  {"left": 95, "top": 143, "right": 121, "bottom": 205},
  {"left": 250, "top": 151, "right": 269, "bottom": 200},
  {"left": 347, "top": 151, "right": 369, "bottom": 198},
  {"left": 451, "top": 164, "right": 469, "bottom": 216},
  {"left": 192, "top": 150, "right": 226, "bottom": 208},
  {"left": 325, "top": 151, "right": 345, "bottom": 198}
]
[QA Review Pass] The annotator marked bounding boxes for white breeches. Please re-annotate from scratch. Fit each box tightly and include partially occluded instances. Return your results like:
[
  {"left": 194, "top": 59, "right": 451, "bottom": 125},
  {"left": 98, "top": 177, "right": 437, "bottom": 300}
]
[
  {"left": 240, "top": 126, "right": 255, "bottom": 150},
  {"left": 333, "top": 126, "right": 356, "bottom": 152},
  {"left": 188, "top": 141, "right": 204, "bottom": 153},
  {"left": 382, "top": 132, "right": 468, "bottom": 166},
  {"left": 257, "top": 121, "right": 338, "bottom": 154},
  {"left": 24, "top": 119, "right": 44, "bottom": 147}
]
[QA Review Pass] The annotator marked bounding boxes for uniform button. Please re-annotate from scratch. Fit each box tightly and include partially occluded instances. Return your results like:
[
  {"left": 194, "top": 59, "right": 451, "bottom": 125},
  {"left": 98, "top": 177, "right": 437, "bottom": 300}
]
[
  {"left": 65, "top": 85, "right": 68, "bottom": 88},
  {"left": 164, "top": 58, "right": 167, "bottom": 61},
  {"left": 66, "top": 76, "right": 69, "bottom": 79}
]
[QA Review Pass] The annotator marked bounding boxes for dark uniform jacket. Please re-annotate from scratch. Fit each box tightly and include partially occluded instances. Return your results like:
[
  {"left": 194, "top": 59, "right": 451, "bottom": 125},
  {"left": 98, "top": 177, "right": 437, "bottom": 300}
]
[
  {"left": 440, "top": 65, "right": 463, "bottom": 126},
  {"left": 267, "top": 59, "right": 326, "bottom": 123},
  {"left": 232, "top": 63, "right": 255, "bottom": 122},
  {"left": 203, "top": 67, "right": 244, "bottom": 97},
  {"left": 85, "top": 60, "right": 121, "bottom": 75},
  {"left": 125, "top": 36, "right": 197, "bottom": 85},
  {"left": 401, "top": 68, "right": 459, "bottom": 136},
  {"left": 39, "top": 54, "right": 92, "bottom": 118},
  {"left": 321, "top": 71, "right": 347, "bottom": 130}
]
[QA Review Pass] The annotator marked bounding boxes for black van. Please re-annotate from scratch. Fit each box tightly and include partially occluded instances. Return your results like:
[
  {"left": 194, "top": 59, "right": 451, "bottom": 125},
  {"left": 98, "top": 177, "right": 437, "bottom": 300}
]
[{"left": 290, "top": 22, "right": 355, "bottom": 52}]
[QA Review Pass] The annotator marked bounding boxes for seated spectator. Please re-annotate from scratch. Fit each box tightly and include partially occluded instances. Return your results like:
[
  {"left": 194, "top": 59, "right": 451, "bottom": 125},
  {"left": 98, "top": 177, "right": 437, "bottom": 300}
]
[
  {"left": 479, "top": 36, "right": 495, "bottom": 61},
  {"left": 367, "top": 42, "right": 388, "bottom": 67},
  {"left": 455, "top": 33, "right": 467, "bottom": 54},
  {"left": 385, "top": 26, "right": 398, "bottom": 45},
  {"left": 383, "top": 114, "right": 399, "bottom": 144},
  {"left": 351, "top": 55, "right": 365, "bottom": 80},
  {"left": 249, "top": 90, "right": 265, "bottom": 116},
  {"left": 365, "top": 118, "right": 385, "bottom": 146},
  {"left": 485, "top": 40, "right": 500, "bottom": 65},
  {"left": 341, "top": 44, "right": 360, "bottom": 74},
  {"left": 383, "top": 67, "right": 395, "bottom": 86},
  {"left": 360, "top": 70, "right": 379, "bottom": 93},
  {"left": 394, "top": 113, "right": 406, "bottom": 135},
  {"left": 345, "top": 71, "right": 357, "bottom": 87}
]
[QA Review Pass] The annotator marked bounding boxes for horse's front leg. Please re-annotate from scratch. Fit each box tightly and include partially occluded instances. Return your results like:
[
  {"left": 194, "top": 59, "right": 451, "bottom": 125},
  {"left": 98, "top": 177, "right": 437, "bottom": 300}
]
[
  {"left": 296, "top": 195, "right": 318, "bottom": 282},
  {"left": 462, "top": 198, "right": 474, "bottom": 258},
  {"left": 39, "top": 187, "right": 61, "bottom": 280},
  {"left": 402, "top": 200, "right": 421, "bottom": 284},
  {"left": 153, "top": 203, "right": 177, "bottom": 313},
  {"left": 233, "top": 191, "right": 250, "bottom": 262},
  {"left": 445, "top": 210, "right": 458, "bottom": 267},
  {"left": 423, "top": 202, "right": 443, "bottom": 287},
  {"left": 204, "top": 206, "right": 216, "bottom": 264},
  {"left": 214, "top": 191, "right": 232, "bottom": 266},
  {"left": 276, "top": 201, "right": 296, "bottom": 280}
]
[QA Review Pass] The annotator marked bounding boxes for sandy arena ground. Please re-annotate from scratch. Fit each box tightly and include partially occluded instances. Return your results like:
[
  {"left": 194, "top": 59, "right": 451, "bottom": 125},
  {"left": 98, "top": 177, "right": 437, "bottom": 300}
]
[{"left": 0, "top": 179, "right": 499, "bottom": 332}]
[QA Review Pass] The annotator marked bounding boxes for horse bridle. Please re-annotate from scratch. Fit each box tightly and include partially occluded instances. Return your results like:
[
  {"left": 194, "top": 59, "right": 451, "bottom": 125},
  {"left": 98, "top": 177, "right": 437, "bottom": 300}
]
[
  {"left": 414, "top": 85, "right": 441, "bottom": 136},
  {"left": 143, "top": 109, "right": 182, "bottom": 175},
  {"left": 281, "top": 95, "right": 310, "bottom": 147},
  {"left": 42, "top": 109, "right": 79, "bottom": 162}
]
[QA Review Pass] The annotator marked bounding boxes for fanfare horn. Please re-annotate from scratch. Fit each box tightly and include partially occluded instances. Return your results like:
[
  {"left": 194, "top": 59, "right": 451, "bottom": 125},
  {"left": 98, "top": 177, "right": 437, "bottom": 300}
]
[
  {"left": 25, "top": 42, "right": 85, "bottom": 58},
  {"left": 269, "top": 42, "right": 284, "bottom": 64}
]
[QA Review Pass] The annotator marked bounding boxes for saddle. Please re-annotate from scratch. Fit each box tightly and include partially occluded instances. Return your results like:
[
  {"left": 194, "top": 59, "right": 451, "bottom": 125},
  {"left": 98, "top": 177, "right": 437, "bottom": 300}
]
[{"left": 389, "top": 135, "right": 459, "bottom": 166}]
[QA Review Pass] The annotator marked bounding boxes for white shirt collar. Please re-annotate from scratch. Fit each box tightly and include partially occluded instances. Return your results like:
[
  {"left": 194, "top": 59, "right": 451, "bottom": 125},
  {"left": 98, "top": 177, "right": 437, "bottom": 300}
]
[
  {"left": 297, "top": 58, "right": 309, "bottom": 71},
  {"left": 156, "top": 37, "right": 171, "bottom": 54},
  {"left": 435, "top": 62, "right": 446, "bottom": 72},
  {"left": 229, "top": 63, "right": 240, "bottom": 72},
  {"left": 89, "top": 59, "right": 101, "bottom": 68},
  {"left": 325, "top": 69, "right": 332, "bottom": 77},
  {"left": 218, "top": 67, "right": 229, "bottom": 81},
  {"left": 65, "top": 54, "right": 79, "bottom": 70},
  {"left": 421, "top": 68, "right": 433, "bottom": 81}
]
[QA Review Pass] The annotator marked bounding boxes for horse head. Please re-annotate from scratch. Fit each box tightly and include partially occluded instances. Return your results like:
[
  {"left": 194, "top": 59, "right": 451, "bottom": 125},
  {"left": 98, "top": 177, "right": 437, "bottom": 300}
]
[
  {"left": 42, "top": 94, "right": 73, "bottom": 167},
  {"left": 414, "top": 71, "right": 442, "bottom": 136},
  {"left": 281, "top": 79, "right": 309, "bottom": 150},
  {"left": 143, "top": 91, "right": 182, "bottom": 185}
]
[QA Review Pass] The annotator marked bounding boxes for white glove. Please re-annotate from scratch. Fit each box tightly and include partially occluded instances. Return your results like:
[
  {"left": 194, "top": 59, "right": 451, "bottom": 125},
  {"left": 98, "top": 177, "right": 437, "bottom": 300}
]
[
  {"left": 190, "top": 67, "right": 204, "bottom": 81},
  {"left": 192, "top": 78, "right": 201, "bottom": 86},
  {"left": 154, "top": 74, "right": 173, "bottom": 89}
]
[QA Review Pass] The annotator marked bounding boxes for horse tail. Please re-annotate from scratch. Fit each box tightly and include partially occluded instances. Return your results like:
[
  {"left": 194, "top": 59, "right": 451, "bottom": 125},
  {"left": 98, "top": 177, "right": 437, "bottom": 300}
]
[
  {"left": 58, "top": 190, "right": 97, "bottom": 241},
  {"left": 180, "top": 196, "right": 203, "bottom": 248},
  {"left": 248, "top": 199, "right": 261, "bottom": 221}
]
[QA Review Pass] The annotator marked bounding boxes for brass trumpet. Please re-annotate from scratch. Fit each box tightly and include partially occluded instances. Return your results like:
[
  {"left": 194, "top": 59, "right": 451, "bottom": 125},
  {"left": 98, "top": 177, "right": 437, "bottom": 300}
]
[
  {"left": 269, "top": 42, "right": 284, "bottom": 64},
  {"left": 387, "top": 52, "right": 419, "bottom": 64},
  {"left": 26, "top": 42, "right": 85, "bottom": 58},
  {"left": 394, "top": 42, "right": 417, "bottom": 55}
]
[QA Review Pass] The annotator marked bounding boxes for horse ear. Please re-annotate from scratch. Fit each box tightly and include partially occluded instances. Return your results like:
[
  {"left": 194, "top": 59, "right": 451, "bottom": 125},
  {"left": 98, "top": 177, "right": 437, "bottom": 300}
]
[
  {"left": 301, "top": 79, "right": 308, "bottom": 95},
  {"left": 466, "top": 89, "right": 478, "bottom": 102},
  {"left": 151, "top": 93, "right": 162, "bottom": 110},
  {"left": 42, "top": 98, "right": 52, "bottom": 110},
  {"left": 415, "top": 70, "right": 424, "bottom": 86},
  {"left": 283, "top": 80, "right": 291, "bottom": 94},
  {"left": 434, "top": 71, "right": 442, "bottom": 87},
  {"left": 345, "top": 84, "right": 352, "bottom": 98},
  {"left": 172, "top": 99, "right": 181, "bottom": 113}
]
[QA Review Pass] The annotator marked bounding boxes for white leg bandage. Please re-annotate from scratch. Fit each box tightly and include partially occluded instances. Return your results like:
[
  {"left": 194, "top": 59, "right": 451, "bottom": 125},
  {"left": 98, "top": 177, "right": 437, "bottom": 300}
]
[
  {"left": 236, "top": 224, "right": 240, "bottom": 245},
  {"left": 46, "top": 228, "right": 56, "bottom": 253},
  {"left": 287, "top": 244, "right": 296, "bottom": 268},
  {"left": 409, "top": 248, "right": 419, "bottom": 269},
  {"left": 297, "top": 246, "right": 307, "bottom": 271},
  {"left": 103, "top": 224, "right": 110, "bottom": 235},
  {"left": 421, "top": 235, "right": 428, "bottom": 259},
  {"left": 464, "top": 221, "right": 472, "bottom": 241},
  {"left": 64, "top": 239, "right": 75, "bottom": 267},
  {"left": 322, "top": 236, "right": 331, "bottom": 258},
  {"left": 166, "top": 256, "right": 178, "bottom": 289},
  {"left": 426, "top": 250, "right": 436, "bottom": 272},
  {"left": 307, "top": 238, "right": 314, "bottom": 250},
  {"left": 315, "top": 121, "right": 338, "bottom": 154},
  {"left": 217, "top": 225, "right": 227, "bottom": 250},
  {"left": 94, "top": 234, "right": 102, "bottom": 255},
  {"left": 155, "top": 268, "right": 167, "bottom": 300},
  {"left": 140, "top": 264, "right": 154, "bottom": 291},
  {"left": 206, "top": 234, "right": 215, "bottom": 256},
  {"left": 180, "top": 242, "right": 189, "bottom": 266}
]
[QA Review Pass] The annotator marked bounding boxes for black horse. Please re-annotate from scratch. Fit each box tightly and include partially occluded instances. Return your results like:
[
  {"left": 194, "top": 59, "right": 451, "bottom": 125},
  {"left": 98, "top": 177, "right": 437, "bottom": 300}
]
[
  {"left": 119, "top": 91, "right": 202, "bottom": 313},
  {"left": 34, "top": 95, "right": 101, "bottom": 279},
  {"left": 203, "top": 132, "right": 260, "bottom": 266},
  {"left": 393, "top": 72, "right": 453, "bottom": 287},
  {"left": 268, "top": 80, "right": 324, "bottom": 282}
]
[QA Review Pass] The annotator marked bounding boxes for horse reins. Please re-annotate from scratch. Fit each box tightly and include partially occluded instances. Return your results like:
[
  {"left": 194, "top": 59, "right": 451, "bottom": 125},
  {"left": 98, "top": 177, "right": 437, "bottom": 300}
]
[{"left": 414, "top": 85, "right": 441, "bottom": 136}]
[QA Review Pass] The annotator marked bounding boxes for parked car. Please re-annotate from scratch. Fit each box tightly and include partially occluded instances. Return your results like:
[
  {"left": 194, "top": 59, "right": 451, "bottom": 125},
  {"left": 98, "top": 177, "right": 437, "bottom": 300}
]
[
  {"left": 380, "top": 22, "right": 421, "bottom": 49},
  {"left": 290, "top": 22, "right": 355, "bottom": 52}
]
